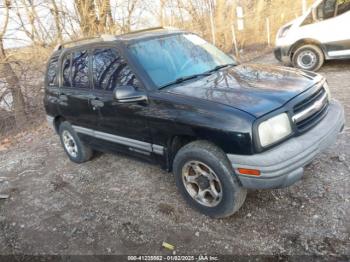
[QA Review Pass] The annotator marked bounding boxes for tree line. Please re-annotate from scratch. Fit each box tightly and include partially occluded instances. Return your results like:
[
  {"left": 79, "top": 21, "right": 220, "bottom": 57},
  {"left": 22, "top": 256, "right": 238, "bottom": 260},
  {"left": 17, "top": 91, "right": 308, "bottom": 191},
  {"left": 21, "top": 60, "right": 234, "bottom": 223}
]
[{"left": 0, "top": 0, "right": 310, "bottom": 129}]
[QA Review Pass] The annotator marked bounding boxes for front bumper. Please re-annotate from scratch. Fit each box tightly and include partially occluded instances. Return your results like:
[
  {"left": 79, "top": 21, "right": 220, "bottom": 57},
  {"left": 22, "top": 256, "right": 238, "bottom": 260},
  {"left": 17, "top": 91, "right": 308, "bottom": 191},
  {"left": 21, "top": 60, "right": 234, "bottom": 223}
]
[
  {"left": 274, "top": 46, "right": 291, "bottom": 64},
  {"left": 227, "top": 100, "right": 345, "bottom": 189}
]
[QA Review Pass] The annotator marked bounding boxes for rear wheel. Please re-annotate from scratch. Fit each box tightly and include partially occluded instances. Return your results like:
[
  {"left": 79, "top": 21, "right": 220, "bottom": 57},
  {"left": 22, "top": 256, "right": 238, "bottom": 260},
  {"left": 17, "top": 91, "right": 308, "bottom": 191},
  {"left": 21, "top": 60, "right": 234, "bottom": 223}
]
[
  {"left": 59, "top": 121, "right": 93, "bottom": 163},
  {"left": 173, "top": 140, "right": 247, "bottom": 218},
  {"left": 292, "top": 44, "right": 324, "bottom": 71}
]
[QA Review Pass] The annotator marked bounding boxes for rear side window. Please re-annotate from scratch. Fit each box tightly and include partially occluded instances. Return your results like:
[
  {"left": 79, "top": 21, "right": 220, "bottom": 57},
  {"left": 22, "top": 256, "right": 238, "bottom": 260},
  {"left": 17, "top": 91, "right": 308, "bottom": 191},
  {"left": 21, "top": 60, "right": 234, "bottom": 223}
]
[
  {"left": 71, "top": 50, "right": 89, "bottom": 89},
  {"left": 47, "top": 57, "right": 58, "bottom": 86},
  {"left": 92, "top": 48, "right": 140, "bottom": 91},
  {"left": 62, "top": 54, "right": 71, "bottom": 87}
]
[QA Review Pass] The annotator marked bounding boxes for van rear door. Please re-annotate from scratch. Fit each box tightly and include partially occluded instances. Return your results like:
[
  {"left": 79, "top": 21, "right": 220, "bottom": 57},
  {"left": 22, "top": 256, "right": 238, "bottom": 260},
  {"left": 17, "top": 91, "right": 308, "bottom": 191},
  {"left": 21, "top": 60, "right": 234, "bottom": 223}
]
[
  {"left": 313, "top": 0, "right": 350, "bottom": 58},
  {"left": 325, "top": 1, "right": 350, "bottom": 58}
]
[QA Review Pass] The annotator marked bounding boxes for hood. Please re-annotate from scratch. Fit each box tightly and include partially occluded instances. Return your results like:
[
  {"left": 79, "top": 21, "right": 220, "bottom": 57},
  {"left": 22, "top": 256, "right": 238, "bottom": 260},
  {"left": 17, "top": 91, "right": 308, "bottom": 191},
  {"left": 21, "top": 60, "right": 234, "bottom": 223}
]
[{"left": 167, "top": 64, "right": 323, "bottom": 117}]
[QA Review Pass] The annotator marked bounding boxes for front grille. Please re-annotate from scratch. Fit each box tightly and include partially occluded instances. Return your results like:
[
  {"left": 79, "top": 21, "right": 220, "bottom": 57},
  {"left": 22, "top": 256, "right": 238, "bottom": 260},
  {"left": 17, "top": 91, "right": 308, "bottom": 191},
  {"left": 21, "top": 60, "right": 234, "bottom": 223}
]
[{"left": 292, "top": 86, "right": 329, "bottom": 133}]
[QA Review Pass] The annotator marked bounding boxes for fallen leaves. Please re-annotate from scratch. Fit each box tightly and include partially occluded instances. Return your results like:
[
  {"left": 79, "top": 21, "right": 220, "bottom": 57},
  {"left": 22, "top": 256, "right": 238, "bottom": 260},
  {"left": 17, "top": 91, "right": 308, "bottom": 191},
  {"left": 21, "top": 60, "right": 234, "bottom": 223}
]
[{"left": 0, "top": 138, "right": 11, "bottom": 151}]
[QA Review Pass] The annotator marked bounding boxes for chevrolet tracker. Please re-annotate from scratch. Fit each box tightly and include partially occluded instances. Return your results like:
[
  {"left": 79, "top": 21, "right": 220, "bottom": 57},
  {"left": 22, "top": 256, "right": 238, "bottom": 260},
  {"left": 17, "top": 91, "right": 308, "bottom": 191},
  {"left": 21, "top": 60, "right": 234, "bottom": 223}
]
[{"left": 44, "top": 27, "right": 345, "bottom": 218}]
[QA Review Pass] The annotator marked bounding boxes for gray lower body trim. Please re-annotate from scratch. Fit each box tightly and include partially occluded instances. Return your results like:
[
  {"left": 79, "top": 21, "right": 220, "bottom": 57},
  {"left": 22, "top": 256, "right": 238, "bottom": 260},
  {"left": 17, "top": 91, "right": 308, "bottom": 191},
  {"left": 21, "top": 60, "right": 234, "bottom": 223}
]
[
  {"left": 72, "top": 125, "right": 164, "bottom": 155},
  {"left": 152, "top": 144, "right": 164, "bottom": 155},
  {"left": 328, "top": 49, "right": 350, "bottom": 57},
  {"left": 227, "top": 100, "right": 345, "bottom": 189}
]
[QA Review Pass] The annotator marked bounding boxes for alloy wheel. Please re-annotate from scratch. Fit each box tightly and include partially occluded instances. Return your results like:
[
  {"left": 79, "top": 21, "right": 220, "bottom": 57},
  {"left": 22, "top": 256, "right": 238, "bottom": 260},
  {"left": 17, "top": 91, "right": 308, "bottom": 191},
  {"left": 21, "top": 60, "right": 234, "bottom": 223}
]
[{"left": 181, "top": 160, "right": 223, "bottom": 207}]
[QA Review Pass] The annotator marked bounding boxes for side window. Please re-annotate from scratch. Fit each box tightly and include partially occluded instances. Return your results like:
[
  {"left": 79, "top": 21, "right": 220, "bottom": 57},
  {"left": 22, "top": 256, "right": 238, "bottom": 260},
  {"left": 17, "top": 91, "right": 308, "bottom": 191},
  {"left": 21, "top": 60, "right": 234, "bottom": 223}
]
[
  {"left": 62, "top": 54, "right": 71, "bottom": 87},
  {"left": 47, "top": 57, "right": 58, "bottom": 86},
  {"left": 92, "top": 48, "right": 140, "bottom": 91},
  {"left": 337, "top": 0, "right": 350, "bottom": 15},
  {"left": 71, "top": 50, "right": 90, "bottom": 89},
  {"left": 317, "top": 0, "right": 337, "bottom": 20},
  {"left": 301, "top": 12, "right": 313, "bottom": 26},
  {"left": 118, "top": 62, "right": 141, "bottom": 87}
]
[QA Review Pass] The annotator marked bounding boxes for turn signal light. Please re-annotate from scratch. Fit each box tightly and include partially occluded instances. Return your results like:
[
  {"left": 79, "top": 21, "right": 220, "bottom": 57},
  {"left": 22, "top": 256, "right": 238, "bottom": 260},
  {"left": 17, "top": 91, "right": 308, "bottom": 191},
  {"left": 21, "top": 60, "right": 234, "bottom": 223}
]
[{"left": 237, "top": 168, "right": 261, "bottom": 176}]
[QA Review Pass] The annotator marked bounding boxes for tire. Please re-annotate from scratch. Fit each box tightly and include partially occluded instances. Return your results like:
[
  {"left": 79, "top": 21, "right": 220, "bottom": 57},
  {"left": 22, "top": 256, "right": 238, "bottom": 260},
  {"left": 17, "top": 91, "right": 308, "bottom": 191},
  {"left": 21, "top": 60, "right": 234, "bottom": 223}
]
[
  {"left": 173, "top": 140, "right": 247, "bottom": 218},
  {"left": 292, "top": 44, "right": 324, "bottom": 71},
  {"left": 58, "top": 121, "right": 93, "bottom": 163}
]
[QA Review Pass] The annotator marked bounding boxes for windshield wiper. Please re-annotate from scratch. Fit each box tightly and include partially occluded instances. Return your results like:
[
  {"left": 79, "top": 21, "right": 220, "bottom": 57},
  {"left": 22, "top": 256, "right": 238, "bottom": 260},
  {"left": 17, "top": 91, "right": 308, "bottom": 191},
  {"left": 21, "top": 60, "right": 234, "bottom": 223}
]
[
  {"left": 158, "top": 72, "right": 211, "bottom": 89},
  {"left": 207, "top": 63, "right": 235, "bottom": 73},
  {"left": 158, "top": 63, "right": 235, "bottom": 90}
]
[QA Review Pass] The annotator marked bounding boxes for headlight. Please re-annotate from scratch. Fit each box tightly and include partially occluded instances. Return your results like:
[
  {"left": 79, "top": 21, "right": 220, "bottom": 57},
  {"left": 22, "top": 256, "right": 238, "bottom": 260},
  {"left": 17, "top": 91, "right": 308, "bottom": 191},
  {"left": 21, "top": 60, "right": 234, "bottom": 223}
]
[
  {"left": 323, "top": 81, "right": 331, "bottom": 100},
  {"left": 258, "top": 113, "right": 292, "bottom": 147}
]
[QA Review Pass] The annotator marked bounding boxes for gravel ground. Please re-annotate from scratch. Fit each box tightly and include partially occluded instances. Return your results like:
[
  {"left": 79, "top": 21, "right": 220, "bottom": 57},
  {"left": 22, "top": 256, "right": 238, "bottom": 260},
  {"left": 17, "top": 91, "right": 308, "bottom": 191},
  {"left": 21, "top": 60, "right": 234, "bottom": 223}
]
[{"left": 0, "top": 54, "right": 349, "bottom": 258}]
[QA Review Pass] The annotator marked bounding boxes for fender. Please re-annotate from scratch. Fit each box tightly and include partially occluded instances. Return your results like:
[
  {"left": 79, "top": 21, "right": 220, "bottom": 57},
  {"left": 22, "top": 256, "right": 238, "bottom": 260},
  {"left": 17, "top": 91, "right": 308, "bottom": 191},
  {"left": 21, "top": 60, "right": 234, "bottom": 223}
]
[{"left": 288, "top": 39, "right": 328, "bottom": 60}]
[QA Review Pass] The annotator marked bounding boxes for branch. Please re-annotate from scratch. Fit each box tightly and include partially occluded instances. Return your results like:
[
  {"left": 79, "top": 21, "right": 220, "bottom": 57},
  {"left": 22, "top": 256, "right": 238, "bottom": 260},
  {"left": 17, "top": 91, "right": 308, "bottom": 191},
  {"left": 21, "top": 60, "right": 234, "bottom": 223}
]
[{"left": 0, "top": 0, "right": 11, "bottom": 39}]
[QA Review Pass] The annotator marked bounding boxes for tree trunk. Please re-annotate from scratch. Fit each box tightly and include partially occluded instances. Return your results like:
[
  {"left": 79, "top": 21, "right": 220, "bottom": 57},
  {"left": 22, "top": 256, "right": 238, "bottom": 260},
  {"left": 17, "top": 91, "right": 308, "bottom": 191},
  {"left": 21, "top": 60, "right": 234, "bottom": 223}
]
[
  {"left": 0, "top": 1, "right": 26, "bottom": 128},
  {"left": 75, "top": 0, "right": 98, "bottom": 36},
  {"left": 0, "top": 48, "right": 26, "bottom": 127},
  {"left": 96, "top": 0, "right": 113, "bottom": 33},
  {"left": 50, "top": 0, "right": 63, "bottom": 42}
]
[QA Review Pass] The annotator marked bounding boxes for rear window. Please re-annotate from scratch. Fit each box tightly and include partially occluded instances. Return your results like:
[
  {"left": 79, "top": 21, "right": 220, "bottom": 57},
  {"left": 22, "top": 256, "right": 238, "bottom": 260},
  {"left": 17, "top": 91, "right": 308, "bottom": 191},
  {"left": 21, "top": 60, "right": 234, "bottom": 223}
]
[{"left": 47, "top": 57, "right": 58, "bottom": 86}]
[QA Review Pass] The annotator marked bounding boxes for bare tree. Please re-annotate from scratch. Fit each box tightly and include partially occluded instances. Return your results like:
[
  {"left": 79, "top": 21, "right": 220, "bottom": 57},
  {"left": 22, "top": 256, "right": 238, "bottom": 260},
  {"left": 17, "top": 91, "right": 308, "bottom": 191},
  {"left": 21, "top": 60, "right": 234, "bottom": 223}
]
[
  {"left": 96, "top": 0, "right": 114, "bottom": 33},
  {"left": 75, "top": 0, "right": 98, "bottom": 35},
  {"left": 0, "top": 0, "right": 26, "bottom": 126},
  {"left": 49, "top": 0, "right": 63, "bottom": 42}
]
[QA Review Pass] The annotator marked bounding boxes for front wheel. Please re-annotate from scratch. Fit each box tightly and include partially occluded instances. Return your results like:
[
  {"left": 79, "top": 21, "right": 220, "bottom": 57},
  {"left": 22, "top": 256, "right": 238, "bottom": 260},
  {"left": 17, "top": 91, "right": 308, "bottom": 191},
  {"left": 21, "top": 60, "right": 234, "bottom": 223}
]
[
  {"left": 292, "top": 44, "right": 324, "bottom": 71},
  {"left": 173, "top": 141, "right": 247, "bottom": 218}
]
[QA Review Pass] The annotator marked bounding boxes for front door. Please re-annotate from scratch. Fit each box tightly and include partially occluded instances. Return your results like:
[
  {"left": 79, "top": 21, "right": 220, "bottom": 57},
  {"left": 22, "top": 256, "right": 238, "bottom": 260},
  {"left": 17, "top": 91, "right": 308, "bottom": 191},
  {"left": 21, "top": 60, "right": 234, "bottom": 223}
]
[{"left": 89, "top": 47, "right": 154, "bottom": 157}]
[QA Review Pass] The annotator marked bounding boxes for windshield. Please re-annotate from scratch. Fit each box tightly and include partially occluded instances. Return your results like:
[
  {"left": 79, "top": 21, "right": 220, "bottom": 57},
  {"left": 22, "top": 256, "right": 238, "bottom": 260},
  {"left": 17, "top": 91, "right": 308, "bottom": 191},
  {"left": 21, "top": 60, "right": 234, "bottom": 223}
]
[{"left": 128, "top": 33, "right": 236, "bottom": 88}]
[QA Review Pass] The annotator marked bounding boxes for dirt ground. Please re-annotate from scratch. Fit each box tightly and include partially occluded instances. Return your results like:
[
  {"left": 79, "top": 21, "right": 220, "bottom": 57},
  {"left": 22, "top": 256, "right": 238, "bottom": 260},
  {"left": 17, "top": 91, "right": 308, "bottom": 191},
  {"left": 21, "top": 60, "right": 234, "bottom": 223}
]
[{"left": 0, "top": 54, "right": 349, "bottom": 258}]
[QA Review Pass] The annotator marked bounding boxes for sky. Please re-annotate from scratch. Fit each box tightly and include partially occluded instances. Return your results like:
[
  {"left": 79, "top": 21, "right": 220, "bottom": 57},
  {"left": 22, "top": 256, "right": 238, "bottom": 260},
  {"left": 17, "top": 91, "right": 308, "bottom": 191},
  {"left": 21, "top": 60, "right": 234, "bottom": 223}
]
[{"left": 1, "top": 0, "right": 159, "bottom": 49}]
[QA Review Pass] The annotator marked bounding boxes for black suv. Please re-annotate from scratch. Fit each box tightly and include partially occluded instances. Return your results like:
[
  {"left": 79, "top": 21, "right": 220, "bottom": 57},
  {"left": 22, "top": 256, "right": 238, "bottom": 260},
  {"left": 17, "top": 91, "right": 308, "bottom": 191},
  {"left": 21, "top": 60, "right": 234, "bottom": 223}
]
[{"left": 44, "top": 27, "right": 345, "bottom": 218}]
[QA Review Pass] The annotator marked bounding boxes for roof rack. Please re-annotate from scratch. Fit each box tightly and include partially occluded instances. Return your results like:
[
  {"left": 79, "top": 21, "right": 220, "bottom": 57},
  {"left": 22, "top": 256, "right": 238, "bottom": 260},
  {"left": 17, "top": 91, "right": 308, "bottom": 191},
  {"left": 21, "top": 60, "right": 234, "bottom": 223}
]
[
  {"left": 118, "top": 26, "right": 176, "bottom": 36},
  {"left": 53, "top": 34, "right": 118, "bottom": 51},
  {"left": 53, "top": 27, "right": 178, "bottom": 51}
]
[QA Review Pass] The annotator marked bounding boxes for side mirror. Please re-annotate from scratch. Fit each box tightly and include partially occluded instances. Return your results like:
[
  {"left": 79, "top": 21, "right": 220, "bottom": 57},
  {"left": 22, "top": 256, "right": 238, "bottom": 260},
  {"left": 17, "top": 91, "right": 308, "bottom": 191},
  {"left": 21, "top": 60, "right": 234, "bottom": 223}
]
[{"left": 114, "top": 85, "right": 147, "bottom": 103}]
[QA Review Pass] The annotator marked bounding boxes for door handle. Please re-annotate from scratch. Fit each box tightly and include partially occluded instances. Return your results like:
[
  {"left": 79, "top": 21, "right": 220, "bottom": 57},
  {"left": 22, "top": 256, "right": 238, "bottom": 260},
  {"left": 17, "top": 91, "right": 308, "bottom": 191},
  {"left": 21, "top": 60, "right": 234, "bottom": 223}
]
[
  {"left": 59, "top": 94, "right": 68, "bottom": 101},
  {"left": 90, "top": 99, "right": 104, "bottom": 109}
]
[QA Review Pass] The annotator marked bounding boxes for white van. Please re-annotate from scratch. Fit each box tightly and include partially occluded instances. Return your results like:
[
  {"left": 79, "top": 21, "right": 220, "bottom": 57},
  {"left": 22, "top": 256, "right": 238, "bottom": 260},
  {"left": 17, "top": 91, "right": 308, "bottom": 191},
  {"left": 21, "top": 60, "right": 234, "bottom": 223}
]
[{"left": 275, "top": 0, "right": 350, "bottom": 71}]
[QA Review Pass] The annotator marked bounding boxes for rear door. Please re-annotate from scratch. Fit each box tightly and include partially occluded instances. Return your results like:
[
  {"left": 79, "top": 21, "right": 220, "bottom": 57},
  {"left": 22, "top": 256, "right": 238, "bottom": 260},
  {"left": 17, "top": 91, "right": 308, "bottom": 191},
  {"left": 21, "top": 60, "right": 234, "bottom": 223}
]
[
  {"left": 90, "top": 47, "right": 153, "bottom": 157},
  {"left": 58, "top": 48, "right": 97, "bottom": 129},
  {"left": 325, "top": 0, "right": 350, "bottom": 57},
  {"left": 44, "top": 56, "right": 60, "bottom": 118},
  {"left": 305, "top": 0, "right": 350, "bottom": 58}
]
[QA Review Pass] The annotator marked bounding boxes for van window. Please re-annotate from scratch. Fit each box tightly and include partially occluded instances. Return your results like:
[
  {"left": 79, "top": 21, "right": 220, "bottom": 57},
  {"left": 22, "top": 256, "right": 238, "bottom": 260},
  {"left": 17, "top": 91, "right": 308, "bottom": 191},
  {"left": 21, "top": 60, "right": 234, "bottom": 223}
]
[
  {"left": 316, "top": 0, "right": 350, "bottom": 20},
  {"left": 47, "top": 57, "right": 58, "bottom": 86},
  {"left": 337, "top": 0, "right": 350, "bottom": 15},
  {"left": 62, "top": 54, "right": 71, "bottom": 87},
  {"left": 301, "top": 12, "right": 314, "bottom": 26},
  {"left": 317, "top": 0, "right": 336, "bottom": 20},
  {"left": 92, "top": 48, "right": 140, "bottom": 91}
]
